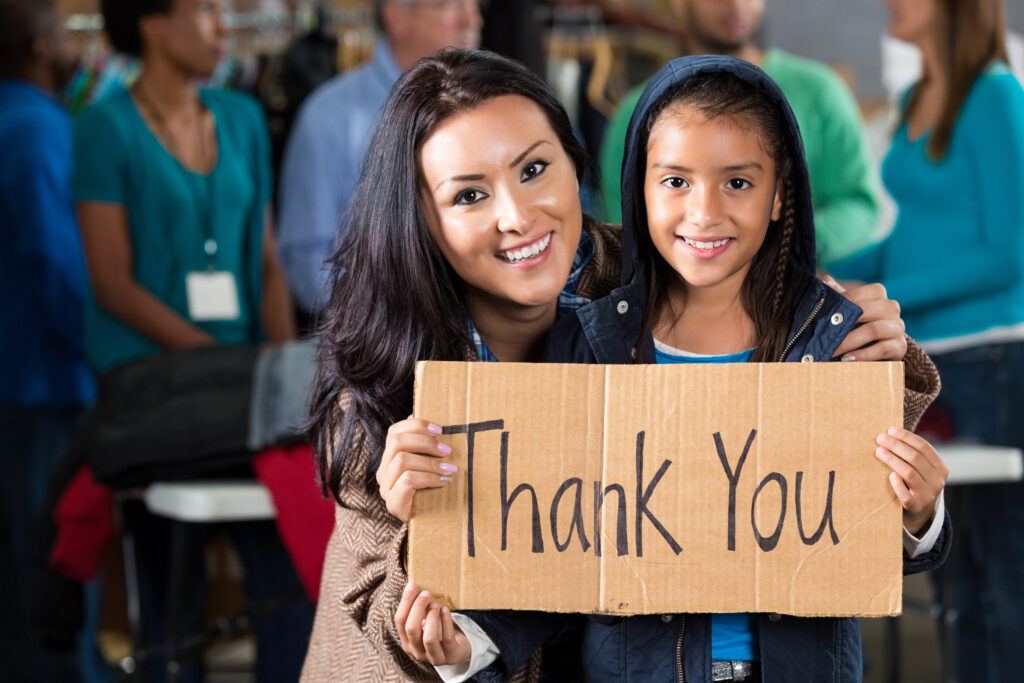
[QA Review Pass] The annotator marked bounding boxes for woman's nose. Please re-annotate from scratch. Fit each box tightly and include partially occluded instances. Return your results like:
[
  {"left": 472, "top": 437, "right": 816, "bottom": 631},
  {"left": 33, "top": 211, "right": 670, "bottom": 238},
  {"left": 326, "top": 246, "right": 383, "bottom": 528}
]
[{"left": 495, "top": 189, "right": 531, "bottom": 233}]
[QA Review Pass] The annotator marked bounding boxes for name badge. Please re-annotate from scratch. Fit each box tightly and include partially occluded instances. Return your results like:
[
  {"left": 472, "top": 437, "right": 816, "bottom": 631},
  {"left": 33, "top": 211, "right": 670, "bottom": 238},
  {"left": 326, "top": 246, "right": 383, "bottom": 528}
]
[{"left": 186, "top": 271, "right": 241, "bottom": 321}]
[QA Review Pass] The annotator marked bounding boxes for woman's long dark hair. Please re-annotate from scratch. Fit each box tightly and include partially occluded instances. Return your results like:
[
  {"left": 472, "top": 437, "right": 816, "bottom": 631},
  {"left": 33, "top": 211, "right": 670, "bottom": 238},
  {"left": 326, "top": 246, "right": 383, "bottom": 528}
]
[
  {"left": 632, "top": 72, "right": 799, "bottom": 363},
  {"left": 310, "top": 48, "right": 590, "bottom": 501},
  {"left": 906, "top": 0, "right": 1007, "bottom": 161}
]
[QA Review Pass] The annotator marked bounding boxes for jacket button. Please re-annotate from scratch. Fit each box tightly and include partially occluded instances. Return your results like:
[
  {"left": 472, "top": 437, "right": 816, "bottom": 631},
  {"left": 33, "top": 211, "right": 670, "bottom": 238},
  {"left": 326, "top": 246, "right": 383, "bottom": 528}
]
[
  {"left": 616, "top": 300, "right": 629, "bottom": 314},
  {"left": 830, "top": 312, "right": 844, "bottom": 325},
  {"left": 769, "top": 613, "right": 781, "bottom": 623},
  {"left": 661, "top": 614, "right": 672, "bottom": 623},
  {"left": 801, "top": 354, "right": 814, "bottom": 363}
]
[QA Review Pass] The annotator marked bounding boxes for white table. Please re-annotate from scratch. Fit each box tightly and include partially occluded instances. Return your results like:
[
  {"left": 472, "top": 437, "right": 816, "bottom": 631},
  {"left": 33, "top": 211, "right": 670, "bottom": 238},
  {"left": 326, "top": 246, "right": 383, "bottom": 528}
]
[
  {"left": 937, "top": 443, "right": 1023, "bottom": 485},
  {"left": 144, "top": 481, "right": 276, "bottom": 523}
]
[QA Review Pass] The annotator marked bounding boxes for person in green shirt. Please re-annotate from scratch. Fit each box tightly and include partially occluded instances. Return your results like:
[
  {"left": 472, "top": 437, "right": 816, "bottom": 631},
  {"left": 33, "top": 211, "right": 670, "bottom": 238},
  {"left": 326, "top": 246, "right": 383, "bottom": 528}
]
[{"left": 599, "top": 0, "right": 880, "bottom": 266}]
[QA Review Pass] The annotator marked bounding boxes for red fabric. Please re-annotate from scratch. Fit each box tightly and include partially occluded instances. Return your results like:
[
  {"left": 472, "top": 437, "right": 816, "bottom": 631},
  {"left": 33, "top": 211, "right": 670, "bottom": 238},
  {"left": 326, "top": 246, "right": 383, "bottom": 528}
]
[
  {"left": 49, "top": 465, "right": 115, "bottom": 582},
  {"left": 252, "top": 445, "right": 334, "bottom": 602}
]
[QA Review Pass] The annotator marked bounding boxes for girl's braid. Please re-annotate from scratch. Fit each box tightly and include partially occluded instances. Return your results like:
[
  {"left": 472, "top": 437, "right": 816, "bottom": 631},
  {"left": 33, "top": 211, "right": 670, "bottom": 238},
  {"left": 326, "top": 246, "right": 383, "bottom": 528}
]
[{"left": 770, "top": 177, "right": 797, "bottom": 318}]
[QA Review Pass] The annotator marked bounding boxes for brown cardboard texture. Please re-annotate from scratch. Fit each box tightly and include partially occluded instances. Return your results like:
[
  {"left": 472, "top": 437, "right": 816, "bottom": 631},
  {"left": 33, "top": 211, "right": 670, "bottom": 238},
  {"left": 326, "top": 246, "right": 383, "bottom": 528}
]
[{"left": 409, "top": 361, "right": 904, "bottom": 617}]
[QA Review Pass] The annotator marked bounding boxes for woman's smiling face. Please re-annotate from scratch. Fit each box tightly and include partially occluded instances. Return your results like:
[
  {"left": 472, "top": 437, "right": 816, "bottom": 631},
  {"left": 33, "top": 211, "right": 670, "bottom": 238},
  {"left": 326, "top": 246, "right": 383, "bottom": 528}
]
[{"left": 417, "top": 95, "right": 583, "bottom": 314}]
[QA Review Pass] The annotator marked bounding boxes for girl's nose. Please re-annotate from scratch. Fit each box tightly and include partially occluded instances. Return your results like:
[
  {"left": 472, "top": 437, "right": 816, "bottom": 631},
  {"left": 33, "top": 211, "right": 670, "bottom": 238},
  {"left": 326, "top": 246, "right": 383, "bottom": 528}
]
[{"left": 688, "top": 186, "right": 723, "bottom": 229}]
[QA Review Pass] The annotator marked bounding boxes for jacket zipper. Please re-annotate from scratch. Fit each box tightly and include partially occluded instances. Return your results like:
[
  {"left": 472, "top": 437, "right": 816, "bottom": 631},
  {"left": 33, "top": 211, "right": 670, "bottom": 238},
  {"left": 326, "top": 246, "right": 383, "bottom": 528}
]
[
  {"left": 675, "top": 615, "right": 686, "bottom": 683},
  {"left": 776, "top": 296, "right": 825, "bottom": 362}
]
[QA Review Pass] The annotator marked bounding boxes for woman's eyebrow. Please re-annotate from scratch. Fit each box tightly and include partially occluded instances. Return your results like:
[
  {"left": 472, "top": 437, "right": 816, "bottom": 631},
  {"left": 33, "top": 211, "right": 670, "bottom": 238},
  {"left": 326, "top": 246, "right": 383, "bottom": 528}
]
[
  {"left": 433, "top": 174, "right": 485, "bottom": 192},
  {"left": 508, "top": 140, "right": 551, "bottom": 169}
]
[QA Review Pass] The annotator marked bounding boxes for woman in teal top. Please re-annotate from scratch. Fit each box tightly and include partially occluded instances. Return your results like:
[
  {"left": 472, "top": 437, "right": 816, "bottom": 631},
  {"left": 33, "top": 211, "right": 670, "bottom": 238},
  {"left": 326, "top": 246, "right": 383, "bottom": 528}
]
[
  {"left": 74, "top": 1, "right": 307, "bottom": 681},
  {"left": 831, "top": 1, "right": 1024, "bottom": 680},
  {"left": 75, "top": 1, "right": 295, "bottom": 373}
]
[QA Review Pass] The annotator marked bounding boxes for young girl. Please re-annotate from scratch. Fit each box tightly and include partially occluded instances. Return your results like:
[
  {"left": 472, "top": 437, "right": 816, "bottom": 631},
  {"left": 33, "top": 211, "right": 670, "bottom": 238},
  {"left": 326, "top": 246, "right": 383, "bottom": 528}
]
[{"left": 397, "top": 55, "right": 951, "bottom": 682}]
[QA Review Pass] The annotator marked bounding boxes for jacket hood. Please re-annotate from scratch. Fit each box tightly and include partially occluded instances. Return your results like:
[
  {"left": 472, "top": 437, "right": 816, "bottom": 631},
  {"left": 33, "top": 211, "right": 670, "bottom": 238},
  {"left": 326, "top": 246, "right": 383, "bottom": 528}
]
[{"left": 618, "top": 54, "right": 817, "bottom": 287}]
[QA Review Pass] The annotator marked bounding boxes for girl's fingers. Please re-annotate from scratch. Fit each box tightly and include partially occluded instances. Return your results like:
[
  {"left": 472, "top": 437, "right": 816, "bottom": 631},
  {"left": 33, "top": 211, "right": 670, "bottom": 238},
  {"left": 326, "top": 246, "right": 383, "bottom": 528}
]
[
  {"left": 404, "top": 590, "right": 433, "bottom": 659},
  {"left": 441, "top": 605, "right": 455, "bottom": 645},
  {"left": 875, "top": 445, "right": 923, "bottom": 490},
  {"left": 422, "top": 604, "right": 446, "bottom": 664},
  {"left": 888, "top": 471, "right": 914, "bottom": 507},
  {"left": 394, "top": 582, "right": 417, "bottom": 652}
]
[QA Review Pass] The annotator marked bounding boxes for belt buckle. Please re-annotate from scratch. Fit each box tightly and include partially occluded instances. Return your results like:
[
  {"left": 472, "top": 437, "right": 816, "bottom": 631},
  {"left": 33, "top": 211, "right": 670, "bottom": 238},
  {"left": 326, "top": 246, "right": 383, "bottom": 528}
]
[{"left": 711, "top": 660, "right": 755, "bottom": 681}]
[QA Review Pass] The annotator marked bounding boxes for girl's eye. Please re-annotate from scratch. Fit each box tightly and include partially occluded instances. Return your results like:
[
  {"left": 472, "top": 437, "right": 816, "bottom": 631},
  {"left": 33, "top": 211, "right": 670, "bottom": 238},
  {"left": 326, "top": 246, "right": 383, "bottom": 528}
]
[
  {"left": 521, "top": 160, "right": 550, "bottom": 181},
  {"left": 454, "top": 188, "right": 488, "bottom": 206},
  {"left": 727, "top": 178, "right": 752, "bottom": 190},
  {"left": 662, "top": 177, "right": 687, "bottom": 189}
]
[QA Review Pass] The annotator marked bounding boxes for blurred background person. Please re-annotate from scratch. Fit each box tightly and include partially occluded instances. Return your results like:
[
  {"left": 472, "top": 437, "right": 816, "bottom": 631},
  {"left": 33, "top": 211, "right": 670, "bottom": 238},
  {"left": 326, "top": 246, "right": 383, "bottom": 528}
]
[
  {"left": 75, "top": 0, "right": 308, "bottom": 679},
  {"left": 599, "top": 0, "right": 882, "bottom": 268},
  {"left": 276, "top": 0, "right": 482, "bottom": 321},
  {"left": 0, "top": 0, "right": 98, "bottom": 680},
  {"left": 831, "top": 0, "right": 1024, "bottom": 679}
]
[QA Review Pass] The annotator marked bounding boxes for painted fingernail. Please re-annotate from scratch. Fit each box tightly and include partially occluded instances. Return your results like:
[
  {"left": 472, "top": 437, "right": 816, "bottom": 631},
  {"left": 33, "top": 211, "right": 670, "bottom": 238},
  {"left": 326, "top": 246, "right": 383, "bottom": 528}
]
[
  {"left": 427, "top": 423, "right": 442, "bottom": 434},
  {"left": 440, "top": 462, "right": 458, "bottom": 474},
  {"left": 438, "top": 442, "right": 452, "bottom": 455},
  {"left": 440, "top": 475, "right": 453, "bottom": 484},
  {"left": 841, "top": 354, "right": 855, "bottom": 362}
]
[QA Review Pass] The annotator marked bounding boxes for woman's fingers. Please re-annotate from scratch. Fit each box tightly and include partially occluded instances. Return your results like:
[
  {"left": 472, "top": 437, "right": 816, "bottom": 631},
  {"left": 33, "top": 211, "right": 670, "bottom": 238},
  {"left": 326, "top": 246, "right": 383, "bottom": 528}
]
[
  {"left": 832, "top": 319, "right": 906, "bottom": 360},
  {"left": 385, "top": 469, "right": 455, "bottom": 521},
  {"left": 380, "top": 449, "right": 457, "bottom": 493},
  {"left": 377, "top": 419, "right": 445, "bottom": 485}
]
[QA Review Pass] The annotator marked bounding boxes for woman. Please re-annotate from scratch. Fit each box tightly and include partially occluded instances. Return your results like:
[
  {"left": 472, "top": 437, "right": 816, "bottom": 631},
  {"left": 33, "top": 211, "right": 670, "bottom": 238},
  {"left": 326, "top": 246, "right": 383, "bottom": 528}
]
[
  {"left": 834, "top": 1, "right": 1024, "bottom": 679},
  {"left": 305, "top": 48, "right": 934, "bottom": 681},
  {"left": 75, "top": 0, "right": 308, "bottom": 680}
]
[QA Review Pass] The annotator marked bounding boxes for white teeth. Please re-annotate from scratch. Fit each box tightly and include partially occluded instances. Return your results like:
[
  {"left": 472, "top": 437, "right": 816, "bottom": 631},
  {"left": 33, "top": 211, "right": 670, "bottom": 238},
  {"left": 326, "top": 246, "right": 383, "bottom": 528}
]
[
  {"left": 499, "top": 233, "right": 552, "bottom": 262},
  {"left": 683, "top": 237, "right": 730, "bottom": 250}
]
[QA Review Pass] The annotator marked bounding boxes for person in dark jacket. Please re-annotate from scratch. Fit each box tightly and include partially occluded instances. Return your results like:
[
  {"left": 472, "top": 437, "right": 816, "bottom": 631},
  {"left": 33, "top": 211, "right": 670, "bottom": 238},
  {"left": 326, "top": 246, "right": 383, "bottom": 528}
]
[{"left": 396, "top": 55, "right": 952, "bottom": 683}]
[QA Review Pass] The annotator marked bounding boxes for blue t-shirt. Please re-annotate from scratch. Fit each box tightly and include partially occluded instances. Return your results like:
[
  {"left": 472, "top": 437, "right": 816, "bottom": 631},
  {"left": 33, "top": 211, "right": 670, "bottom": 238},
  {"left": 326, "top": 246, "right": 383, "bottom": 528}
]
[
  {"left": 73, "top": 88, "right": 272, "bottom": 372},
  {"left": 0, "top": 81, "right": 95, "bottom": 407},
  {"left": 654, "top": 338, "right": 758, "bottom": 662}
]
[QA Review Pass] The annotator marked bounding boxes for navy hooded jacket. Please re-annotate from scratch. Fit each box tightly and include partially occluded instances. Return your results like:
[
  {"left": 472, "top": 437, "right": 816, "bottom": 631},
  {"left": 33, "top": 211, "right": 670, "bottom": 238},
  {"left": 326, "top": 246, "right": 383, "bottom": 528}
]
[{"left": 470, "top": 55, "right": 950, "bottom": 683}]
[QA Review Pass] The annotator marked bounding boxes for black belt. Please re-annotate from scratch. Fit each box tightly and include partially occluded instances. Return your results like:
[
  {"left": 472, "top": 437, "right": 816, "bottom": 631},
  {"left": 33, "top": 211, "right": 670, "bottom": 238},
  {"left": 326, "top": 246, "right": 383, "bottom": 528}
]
[{"left": 711, "top": 660, "right": 760, "bottom": 682}]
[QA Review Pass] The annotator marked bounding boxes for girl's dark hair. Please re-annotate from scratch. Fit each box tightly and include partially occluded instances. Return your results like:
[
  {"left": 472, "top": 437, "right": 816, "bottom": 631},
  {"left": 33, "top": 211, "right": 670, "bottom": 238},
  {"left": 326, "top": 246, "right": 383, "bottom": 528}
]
[
  {"left": 101, "top": 0, "right": 174, "bottom": 57},
  {"left": 310, "top": 47, "right": 591, "bottom": 500},
  {"left": 632, "top": 71, "right": 798, "bottom": 363}
]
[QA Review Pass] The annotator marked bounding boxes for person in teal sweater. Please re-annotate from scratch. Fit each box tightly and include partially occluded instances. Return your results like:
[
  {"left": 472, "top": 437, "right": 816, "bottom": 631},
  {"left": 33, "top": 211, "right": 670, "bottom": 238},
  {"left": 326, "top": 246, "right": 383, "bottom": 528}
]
[
  {"left": 831, "top": 0, "right": 1024, "bottom": 680},
  {"left": 599, "top": 0, "right": 880, "bottom": 266}
]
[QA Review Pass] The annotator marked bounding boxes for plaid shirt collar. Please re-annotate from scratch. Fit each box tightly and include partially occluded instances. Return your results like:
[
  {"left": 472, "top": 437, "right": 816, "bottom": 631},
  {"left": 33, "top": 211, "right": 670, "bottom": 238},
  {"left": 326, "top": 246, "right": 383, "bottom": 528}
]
[{"left": 468, "top": 230, "right": 595, "bottom": 362}]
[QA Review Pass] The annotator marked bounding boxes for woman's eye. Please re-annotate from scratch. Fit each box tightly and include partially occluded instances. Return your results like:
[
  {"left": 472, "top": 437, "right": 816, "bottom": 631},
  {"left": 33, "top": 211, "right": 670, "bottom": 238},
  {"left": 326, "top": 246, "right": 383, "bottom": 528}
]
[
  {"left": 727, "top": 178, "right": 752, "bottom": 190},
  {"left": 521, "top": 160, "right": 550, "bottom": 181},
  {"left": 454, "top": 188, "right": 487, "bottom": 206},
  {"left": 662, "top": 177, "right": 687, "bottom": 189}
]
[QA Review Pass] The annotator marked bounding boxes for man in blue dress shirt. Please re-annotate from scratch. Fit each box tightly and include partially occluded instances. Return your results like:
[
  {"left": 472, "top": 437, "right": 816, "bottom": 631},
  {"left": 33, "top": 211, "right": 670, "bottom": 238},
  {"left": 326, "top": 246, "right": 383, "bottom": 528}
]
[
  {"left": 0, "top": 1, "right": 96, "bottom": 680},
  {"left": 277, "top": 0, "right": 483, "bottom": 314}
]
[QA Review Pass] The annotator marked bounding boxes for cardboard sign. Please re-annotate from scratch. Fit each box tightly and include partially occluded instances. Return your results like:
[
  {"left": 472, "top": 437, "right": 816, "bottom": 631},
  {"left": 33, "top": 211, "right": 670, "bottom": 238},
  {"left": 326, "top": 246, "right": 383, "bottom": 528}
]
[{"left": 409, "top": 361, "right": 904, "bottom": 617}]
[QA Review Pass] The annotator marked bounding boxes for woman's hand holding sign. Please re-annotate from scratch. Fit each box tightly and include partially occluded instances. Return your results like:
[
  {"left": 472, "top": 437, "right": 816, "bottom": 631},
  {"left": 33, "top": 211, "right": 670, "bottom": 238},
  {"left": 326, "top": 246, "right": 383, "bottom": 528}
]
[{"left": 377, "top": 418, "right": 456, "bottom": 522}]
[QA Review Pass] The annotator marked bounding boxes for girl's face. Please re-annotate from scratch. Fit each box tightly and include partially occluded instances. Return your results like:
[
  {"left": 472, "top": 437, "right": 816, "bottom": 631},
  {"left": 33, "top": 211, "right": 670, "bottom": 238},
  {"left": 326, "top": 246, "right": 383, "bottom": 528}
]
[
  {"left": 883, "top": 0, "right": 936, "bottom": 47},
  {"left": 644, "top": 108, "right": 782, "bottom": 298},
  {"left": 143, "top": 0, "right": 227, "bottom": 77},
  {"left": 418, "top": 95, "right": 583, "bottom": 314}
]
